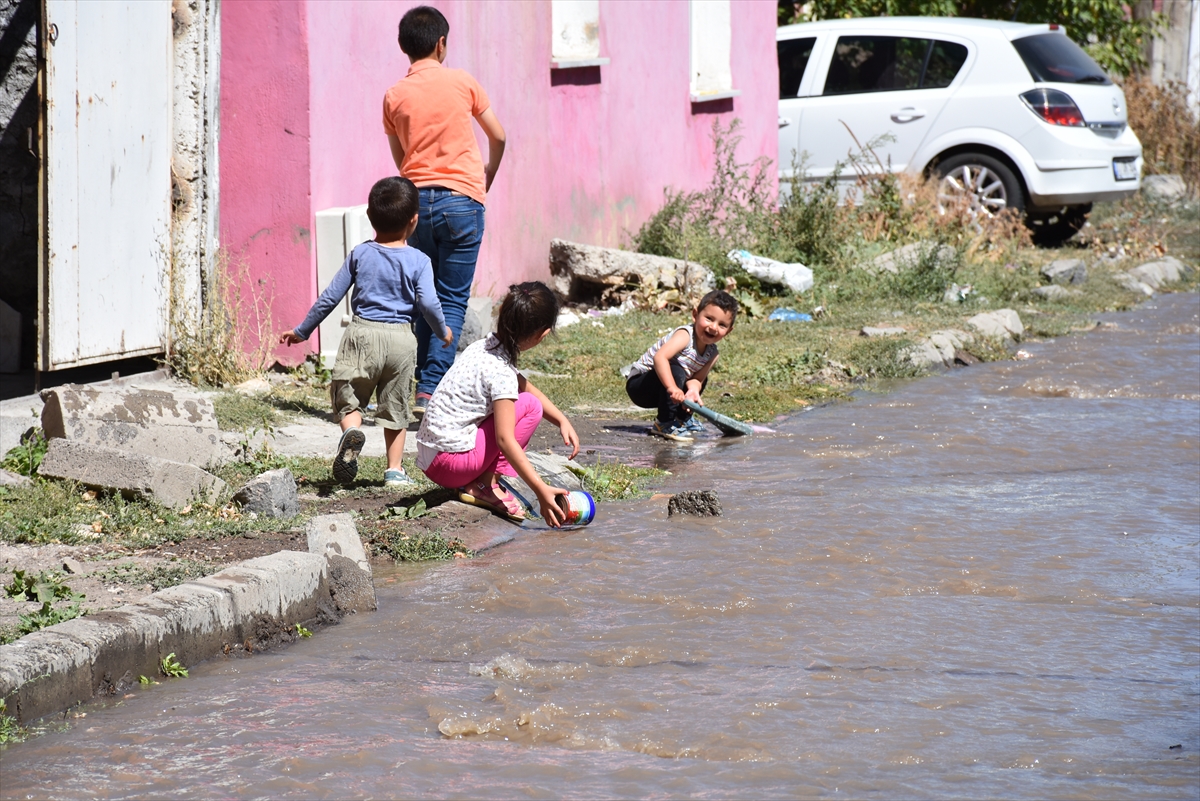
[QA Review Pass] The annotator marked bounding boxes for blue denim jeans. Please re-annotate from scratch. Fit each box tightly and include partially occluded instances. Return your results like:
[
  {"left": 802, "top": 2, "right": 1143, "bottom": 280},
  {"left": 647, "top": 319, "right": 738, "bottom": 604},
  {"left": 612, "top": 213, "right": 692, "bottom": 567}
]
[{"left": 409, "top": 188, "right": 485, "bottom": 396}]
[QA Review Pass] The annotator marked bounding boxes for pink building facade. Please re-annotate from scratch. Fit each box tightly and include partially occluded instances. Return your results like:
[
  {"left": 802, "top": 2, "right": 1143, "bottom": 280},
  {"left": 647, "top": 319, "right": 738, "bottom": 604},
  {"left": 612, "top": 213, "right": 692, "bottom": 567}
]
[{"left": 219, "top": 0, "right": 778, "bottom": 365}]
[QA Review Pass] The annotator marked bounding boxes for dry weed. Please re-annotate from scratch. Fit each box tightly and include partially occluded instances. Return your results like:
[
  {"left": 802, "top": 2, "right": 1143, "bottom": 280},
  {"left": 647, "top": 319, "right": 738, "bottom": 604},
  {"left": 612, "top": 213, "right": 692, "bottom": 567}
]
[{"left": 1123, "top": 76, "right": 1200, "bottom": 193}]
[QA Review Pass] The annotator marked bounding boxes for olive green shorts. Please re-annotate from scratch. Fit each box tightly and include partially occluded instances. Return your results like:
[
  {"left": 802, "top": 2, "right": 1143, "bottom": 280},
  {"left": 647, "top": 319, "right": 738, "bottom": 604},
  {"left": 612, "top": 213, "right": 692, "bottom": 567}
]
[{"left": 329, "top": 316, "right": 416, "bottom": 430}]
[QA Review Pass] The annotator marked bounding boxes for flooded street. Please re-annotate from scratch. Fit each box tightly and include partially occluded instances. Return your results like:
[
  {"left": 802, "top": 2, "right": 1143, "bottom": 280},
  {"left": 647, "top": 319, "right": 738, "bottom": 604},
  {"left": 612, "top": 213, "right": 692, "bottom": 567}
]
[{"left": 3, "top": 294, "right": 1198, "bottom": 799}]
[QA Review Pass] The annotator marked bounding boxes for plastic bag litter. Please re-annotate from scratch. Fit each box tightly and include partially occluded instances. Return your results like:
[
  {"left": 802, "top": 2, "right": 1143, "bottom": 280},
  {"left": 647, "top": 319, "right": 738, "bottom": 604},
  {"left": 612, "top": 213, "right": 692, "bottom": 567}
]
[
  {"left": 727, "top": 250, "right": 814, "bottom": 293},
  {"left": 768, "top": 307, "right": 812, "bottom": 322}
]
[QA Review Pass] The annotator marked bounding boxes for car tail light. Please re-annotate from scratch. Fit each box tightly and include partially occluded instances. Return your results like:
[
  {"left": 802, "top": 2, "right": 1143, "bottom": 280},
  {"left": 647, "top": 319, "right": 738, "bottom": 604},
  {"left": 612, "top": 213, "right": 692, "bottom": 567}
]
[{"left": 1020, "top": 88, "right": 1086, "bottom": 127}]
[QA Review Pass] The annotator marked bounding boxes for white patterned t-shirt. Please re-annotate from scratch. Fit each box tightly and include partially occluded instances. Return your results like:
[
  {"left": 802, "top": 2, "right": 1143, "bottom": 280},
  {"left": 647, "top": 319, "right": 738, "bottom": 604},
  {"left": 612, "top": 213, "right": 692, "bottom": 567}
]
[{"left": 416, "top": 334, "right": 520, "bottom": 469}]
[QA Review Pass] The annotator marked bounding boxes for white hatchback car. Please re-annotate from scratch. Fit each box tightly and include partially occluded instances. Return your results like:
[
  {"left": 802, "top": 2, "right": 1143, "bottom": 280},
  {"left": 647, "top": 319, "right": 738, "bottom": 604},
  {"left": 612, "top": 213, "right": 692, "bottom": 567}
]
[{"left": 776, "top": 17, "right": 1143, "bottom": 244}]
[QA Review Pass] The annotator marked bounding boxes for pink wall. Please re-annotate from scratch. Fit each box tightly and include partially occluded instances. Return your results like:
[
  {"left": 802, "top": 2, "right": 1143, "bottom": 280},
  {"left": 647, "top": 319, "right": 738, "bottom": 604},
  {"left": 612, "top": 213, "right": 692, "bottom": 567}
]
[{"left": 222, "top": 0, "right": 779, "bottom": 364}]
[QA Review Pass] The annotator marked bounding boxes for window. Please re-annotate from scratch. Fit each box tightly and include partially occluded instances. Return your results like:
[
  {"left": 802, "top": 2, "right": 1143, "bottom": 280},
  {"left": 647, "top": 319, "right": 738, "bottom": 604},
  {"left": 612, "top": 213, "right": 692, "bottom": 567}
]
[
  {"left": 690, "top": 0, "right": 738, "bottom": 102},
  {"left": 551, "top": 0, "right": 608, "bottom": 68},
  {"left": 923, "top": 40, "right": 968, "bottom": 89},
  {"left": 778, "top": 37, "right": 816, "bottom": 98},
  {"left": 1012, "top": 33, "right": 1110, "bottom": 85},
  {"left": 823, "top": 36, "right": 968, "bottom": 95}
]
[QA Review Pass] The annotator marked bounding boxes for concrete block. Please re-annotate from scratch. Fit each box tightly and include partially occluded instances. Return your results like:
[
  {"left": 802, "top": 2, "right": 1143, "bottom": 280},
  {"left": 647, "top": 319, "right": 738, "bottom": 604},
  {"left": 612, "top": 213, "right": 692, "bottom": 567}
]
[
  {"left": 1033, "top": 285, "right": 1082, "bottom": 301},
  {"left": 232, "top": 468, "right": 299, "bottom": 518},
  {"left": 1041, "top": 258, "right": 1087, "bottom": 285},
  {"left": 1141, "top": 174, "right": 1187, "bottom": 203},
  {"left": 868, "top": 241, "right": 956, "bottom": 275},
  {"left": 1128, "top": 257, "right": 1189, "bottom": 290},
  {"left": 0, "top": 631, "right": 96, "bottom": 723},
  {"left": 135, "top": 583, "right": 237, "bottom": 668},
  {"left": 0, "top": 468, "right": 31, "bottom": 487},
  {"left": 549, "top": 239, "right": 714, "bottom": 303},
  {"left": 192, "top": 564, "right": 283, "bottom": 624},
  {"left": 306, "top": 514, "right": 369, "bottom": 574},
  {"left": 0, "top": 298, "right": 19, "bottom": 373},
  {"left": 40, "top": 384, "right": 228, "bottom": 468},
  {"left": 37, "top": 439, "right": 226, "bottom": 509},
  {"left": 458, "top": 296, "right": 496, "bottom": 354},
  {"left": 967, "top": 309, "right": 1023, "bottom": 340},
  {"left": 241, "top": 551, "right": 330, "bottom": 621}
]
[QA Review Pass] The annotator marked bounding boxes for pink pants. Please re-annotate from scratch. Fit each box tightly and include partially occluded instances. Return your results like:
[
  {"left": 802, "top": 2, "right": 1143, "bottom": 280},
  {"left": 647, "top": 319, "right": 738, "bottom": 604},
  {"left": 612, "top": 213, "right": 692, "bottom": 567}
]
[{"left": 423, "top": 392, "right": 543, "bottom": 489}]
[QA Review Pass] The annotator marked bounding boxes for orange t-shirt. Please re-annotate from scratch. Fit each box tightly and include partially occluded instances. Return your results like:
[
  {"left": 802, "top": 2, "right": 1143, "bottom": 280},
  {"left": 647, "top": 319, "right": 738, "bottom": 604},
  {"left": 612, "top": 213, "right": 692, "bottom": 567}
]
[{"left": 383, "top": 60, "right": 491, "bottom": 205}]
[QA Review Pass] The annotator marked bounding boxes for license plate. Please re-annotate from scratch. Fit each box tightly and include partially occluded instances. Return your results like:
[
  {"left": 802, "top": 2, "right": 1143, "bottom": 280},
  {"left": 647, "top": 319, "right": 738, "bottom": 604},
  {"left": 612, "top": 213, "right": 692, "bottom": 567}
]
[{"left": 1113, "top": 158, "right": 1138, "bottom": 181}]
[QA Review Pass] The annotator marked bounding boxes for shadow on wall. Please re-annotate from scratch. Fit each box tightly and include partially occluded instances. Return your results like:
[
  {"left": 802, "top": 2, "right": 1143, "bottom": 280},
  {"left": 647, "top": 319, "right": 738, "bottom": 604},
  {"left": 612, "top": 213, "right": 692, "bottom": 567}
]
[{"left": 0, "top": 0, "right": 40, "bottom": 374}]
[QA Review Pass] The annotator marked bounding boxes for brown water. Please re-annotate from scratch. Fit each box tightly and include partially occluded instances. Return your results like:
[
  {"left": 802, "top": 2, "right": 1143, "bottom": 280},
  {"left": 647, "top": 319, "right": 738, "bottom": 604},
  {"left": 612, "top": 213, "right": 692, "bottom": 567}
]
[{"left": 4, "top": 295, "right": 1199, "bottom": 799}]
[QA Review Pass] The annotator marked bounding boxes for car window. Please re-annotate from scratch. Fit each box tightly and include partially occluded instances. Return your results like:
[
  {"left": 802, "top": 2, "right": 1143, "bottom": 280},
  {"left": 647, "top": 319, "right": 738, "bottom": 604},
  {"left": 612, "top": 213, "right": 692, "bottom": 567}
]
[
  {"left": 824, "top": 36, "right": 931, "bottom": 95},
  {"left": 923, "top": 40, "right": 968, "bottom": 89},
  {"left": 778, "top": 37, "right": 817, "bottom": 98},
  {"left": 1012, "top": 33, "right": 1111, "bottom": 85}
]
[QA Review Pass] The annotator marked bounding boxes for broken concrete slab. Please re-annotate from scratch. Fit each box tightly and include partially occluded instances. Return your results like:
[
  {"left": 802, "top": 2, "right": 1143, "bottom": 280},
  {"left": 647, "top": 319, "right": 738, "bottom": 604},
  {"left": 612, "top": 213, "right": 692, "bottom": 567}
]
[
  {"left": 233, "top": 468, "right": 299, "bottom": 518},
  {"left": 0, "top": 468, "right": 31, "bottom": 487},
  {"left": 306, "top": 513, "right": 370, "bottom": 574},
  {"left": 549, "top": 239, "right": 714, "bottom": 303},
  {"left": 902, "top": 329, "right": 974, "bottom": 369},
  {"left": 40, "top": 384, "right": 229, "bottom": 468},
  {"left": 1128, "top": 257, "right": 1189, "bottom": 290},
  {"left": 37, "top": 439, "right": 225, "bottom": 509},
  {"left": 1113, "top": 272, "right": 1155, "bottom": 296},
  {"left": 1041, "top": 258, "right": 1088, "bottom": 285},
  {"left": 1033, "top": 285, "right": 1083, "bottom": 301},
  {"left": 966, "top": 309, "right": 1024, "bottom": 340},
  {"left": 868, "top": 241, "right": 957, "bottom": 275}
]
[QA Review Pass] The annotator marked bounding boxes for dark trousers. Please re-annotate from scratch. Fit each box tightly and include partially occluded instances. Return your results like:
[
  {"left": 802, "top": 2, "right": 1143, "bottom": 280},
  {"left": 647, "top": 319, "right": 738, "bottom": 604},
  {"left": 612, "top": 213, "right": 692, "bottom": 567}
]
[
  {"left": 409, "top": 187, "right": 485, "bottom": 396},
  {"left": 625, "top": 360, "right": 706, "bottom": 423}
]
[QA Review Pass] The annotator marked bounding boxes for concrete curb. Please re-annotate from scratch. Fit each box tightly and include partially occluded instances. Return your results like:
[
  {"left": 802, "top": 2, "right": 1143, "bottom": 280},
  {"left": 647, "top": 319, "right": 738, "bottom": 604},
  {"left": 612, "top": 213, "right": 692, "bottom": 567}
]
[{"left": 0, "top": 516, "right": 376, "bottom": 725}]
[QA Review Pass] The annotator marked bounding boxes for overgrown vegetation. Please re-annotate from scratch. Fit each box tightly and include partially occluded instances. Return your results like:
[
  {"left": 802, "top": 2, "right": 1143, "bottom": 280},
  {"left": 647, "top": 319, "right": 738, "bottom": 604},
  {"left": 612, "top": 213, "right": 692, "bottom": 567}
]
[
  {"left": 573, "top": 460, "right": 666, "bottom": 501},
  {"left": 0, "top": 700, "right": 26, "bottom": 745},
  {"left": 96, "top": 560, "right": 218, "bottom": 591},
  {"left": 1123, "top": 76, "right": 1200, "bottom": 194},
  {"left": 1, "top": 428, "right": 47, "bottom": 478},
  {"left": 3, "top": 569, "right": 86, "bottom": 643}
]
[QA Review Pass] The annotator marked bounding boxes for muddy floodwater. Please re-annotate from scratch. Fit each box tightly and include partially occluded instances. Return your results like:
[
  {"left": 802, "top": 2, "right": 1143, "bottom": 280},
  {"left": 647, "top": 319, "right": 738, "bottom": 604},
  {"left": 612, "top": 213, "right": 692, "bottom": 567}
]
[{"left": 4, "top": 294, "right": 1199, "bottom": 799}]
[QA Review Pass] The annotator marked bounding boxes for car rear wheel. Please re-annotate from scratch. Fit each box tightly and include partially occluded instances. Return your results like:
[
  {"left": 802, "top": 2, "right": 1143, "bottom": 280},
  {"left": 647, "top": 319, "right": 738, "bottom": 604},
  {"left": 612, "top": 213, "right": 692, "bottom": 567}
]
[
  {"left": 1026, "top": 204, "right": 1091, "bottom": 246},
  {"left": 935, "top": 153, "right": 1024, "bottom": 218}
]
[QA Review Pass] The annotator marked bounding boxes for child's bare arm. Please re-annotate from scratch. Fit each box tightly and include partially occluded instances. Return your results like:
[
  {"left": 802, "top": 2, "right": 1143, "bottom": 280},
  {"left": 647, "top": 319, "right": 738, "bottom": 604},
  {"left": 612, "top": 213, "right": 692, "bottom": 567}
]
[
  {"left": 387, "top": 134, "right": 405, "bottom": 173},
  {"left": 652, "top": 329, "right": 692, "bottom": 403},
  {"left": 475, "top": 108, "right": 506, "bottom": 191},
  {"left": 518, "top": 375, "right": 579, "bottom": 458}
]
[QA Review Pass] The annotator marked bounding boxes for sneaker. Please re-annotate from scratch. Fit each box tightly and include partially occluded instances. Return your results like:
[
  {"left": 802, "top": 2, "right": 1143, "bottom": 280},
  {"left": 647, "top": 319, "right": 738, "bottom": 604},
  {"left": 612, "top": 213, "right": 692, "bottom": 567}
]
[
  {"left": 332, "top": 427, "right": 366, "bottom": 485},
  {"left": 384, "top": 468, "right": 417, "bottom": 488},
  {"left": 650, "top": 419, "right": 694, "bottom": 443},
  {"left": 412, "top": 392, "right": 432, "bottom": 419},
  {"left": 682, "top": 415, "right": 706, "bottom": 434}
]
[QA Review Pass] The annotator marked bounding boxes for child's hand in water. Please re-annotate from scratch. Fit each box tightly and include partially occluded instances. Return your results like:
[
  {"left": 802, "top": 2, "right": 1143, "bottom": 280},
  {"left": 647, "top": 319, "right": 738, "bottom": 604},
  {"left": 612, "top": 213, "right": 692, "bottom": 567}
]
[
  {"left": 440, "top": 330, "right": 454, "bottom": 348},
  {"left": 279, "top": 330, "right": 304, "bottom": 346},
  {"left": 537, "top": 486, "right": 569, "bottom": 528}
]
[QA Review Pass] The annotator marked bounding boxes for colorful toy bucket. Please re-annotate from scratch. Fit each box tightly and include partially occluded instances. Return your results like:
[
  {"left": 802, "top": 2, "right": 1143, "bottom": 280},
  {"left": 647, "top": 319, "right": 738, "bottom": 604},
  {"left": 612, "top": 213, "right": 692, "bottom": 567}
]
[{"left": 556, "top": 490, "right": 596, "bottom": 526}]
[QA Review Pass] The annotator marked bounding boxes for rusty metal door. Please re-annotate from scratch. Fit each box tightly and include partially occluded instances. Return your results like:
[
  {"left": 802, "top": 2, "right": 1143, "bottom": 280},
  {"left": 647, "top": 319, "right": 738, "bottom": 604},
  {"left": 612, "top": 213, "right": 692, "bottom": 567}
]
[{"left": 40, "top": 0, "right": 173, "bottom": 370}]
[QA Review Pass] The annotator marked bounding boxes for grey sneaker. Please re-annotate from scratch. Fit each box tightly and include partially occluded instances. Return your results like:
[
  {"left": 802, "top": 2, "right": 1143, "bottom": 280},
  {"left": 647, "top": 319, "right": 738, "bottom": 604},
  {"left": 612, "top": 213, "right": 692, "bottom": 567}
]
[
  {"left": 384, "top": 468, "right": 417, "bottom": 488},
  {"left": 682, "top": 415, "right": 706, "bottom": 434},
  {"left": 332, "top": 427, "right": 366, "bottom": 485},
  {"left": 651, "top": 419, "right": 694, "bottom": 443}
]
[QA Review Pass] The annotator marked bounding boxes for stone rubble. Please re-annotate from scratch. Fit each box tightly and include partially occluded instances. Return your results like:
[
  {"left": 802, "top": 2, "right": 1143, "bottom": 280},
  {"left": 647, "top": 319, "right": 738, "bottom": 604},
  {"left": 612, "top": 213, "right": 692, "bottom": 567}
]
[
  {"left": 668, "top": 490, "right": 722, "bottom": 517},
  {"left": 548, "top": 239, "right": 714, "bottom": 304},
  {"left": 232, "top": 468, "right": 300, "bottom": 518},
  {"left": 966, "top": 309, "right": 1024, "bottom": 340},
  {"left": 1041, "top": 258, "right": 1088, "bottom": 285}
]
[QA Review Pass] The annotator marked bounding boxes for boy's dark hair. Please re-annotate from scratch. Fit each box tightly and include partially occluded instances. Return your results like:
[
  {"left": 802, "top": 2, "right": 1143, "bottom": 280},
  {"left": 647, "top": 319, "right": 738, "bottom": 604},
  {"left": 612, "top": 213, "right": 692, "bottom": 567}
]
[
  {"left": 367, "top": 176, "right": 418, "bottom": 233},
  {"left": 697, "top": 289, "right": 739, "bottom": 325},
  {"left": 398, "top": 6, "right": 449, "bottom": 59},
  {"left": 495, "top": 282, "right": 559, "bottom": 366}
]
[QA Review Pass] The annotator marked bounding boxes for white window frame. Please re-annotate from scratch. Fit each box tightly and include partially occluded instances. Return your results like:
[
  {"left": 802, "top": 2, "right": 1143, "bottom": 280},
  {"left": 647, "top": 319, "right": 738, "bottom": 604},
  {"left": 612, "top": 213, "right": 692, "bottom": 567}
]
[
  {"left": 689, "top": 0, "right": 740, "bottom": 102},
  {"left": 551, "top": 0, "right": 609, "bottom": 69}
]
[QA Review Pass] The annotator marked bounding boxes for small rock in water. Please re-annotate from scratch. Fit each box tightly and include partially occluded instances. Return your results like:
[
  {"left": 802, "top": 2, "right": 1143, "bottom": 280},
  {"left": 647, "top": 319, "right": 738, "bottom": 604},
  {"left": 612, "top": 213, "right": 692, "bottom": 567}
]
[{"left": 668, "top": 490, "right": 722, "bottom": 517}]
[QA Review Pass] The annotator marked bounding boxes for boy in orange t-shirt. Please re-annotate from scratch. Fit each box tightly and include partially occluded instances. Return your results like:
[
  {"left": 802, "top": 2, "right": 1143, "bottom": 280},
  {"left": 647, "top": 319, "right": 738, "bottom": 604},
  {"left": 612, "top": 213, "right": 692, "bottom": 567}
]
[{"left": 383, "top": 5, "right": 506, "bottom": 414}]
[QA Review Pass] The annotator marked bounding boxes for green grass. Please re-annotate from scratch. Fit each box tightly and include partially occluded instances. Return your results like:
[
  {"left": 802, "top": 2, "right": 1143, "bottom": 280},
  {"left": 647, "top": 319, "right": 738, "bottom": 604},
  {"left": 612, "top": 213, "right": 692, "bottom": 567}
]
[
  {"left": 95, "top": 560, "right": 218, "bottom": 591},
  {"left": 574, "top": 460, "right": 667, "bottom": 501}
]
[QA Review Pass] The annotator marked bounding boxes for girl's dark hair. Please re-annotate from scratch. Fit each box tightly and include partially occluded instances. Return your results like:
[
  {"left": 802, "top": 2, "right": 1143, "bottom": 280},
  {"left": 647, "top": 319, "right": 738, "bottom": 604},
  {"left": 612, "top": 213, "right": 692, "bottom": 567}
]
[
  {"left": 367, "top": 176, "right": 418, "bottom": 233},
  {"left": 495, "top": 282, "right": 558, "bottom": 365},
  {"left": 398, "top": 6, "right": 449, "bottom": 59}
]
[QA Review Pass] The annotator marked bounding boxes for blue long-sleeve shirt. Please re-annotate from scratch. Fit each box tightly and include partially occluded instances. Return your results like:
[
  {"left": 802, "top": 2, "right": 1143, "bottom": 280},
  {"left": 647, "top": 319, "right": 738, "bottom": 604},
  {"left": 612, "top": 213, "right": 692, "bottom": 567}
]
[{"left": 293, "top": 241, "right": 447, "bottom": 341}]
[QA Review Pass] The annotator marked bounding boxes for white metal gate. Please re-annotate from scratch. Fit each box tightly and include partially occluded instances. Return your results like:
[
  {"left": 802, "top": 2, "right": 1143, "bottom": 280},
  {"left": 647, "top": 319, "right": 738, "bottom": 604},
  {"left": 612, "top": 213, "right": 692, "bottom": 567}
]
[{"left": 40, "top": 0, "right": 173, "bottom": 370}]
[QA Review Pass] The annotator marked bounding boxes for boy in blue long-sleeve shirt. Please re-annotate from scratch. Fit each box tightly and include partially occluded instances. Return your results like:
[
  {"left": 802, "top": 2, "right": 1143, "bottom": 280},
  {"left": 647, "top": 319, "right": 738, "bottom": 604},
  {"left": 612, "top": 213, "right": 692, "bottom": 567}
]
[{"left": 281, "top": 176, "right": 452, "bottom": 487}]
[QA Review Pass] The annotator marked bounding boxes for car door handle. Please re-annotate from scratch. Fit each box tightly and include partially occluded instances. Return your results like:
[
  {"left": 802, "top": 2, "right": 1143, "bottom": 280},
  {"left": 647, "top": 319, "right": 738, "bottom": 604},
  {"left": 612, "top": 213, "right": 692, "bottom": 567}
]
[
  {"left": 778, "top": 116, "right": 792, "bottom": 128},
  {"left": 891, "top": 107, "right": 926, "bottom": 123}
]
